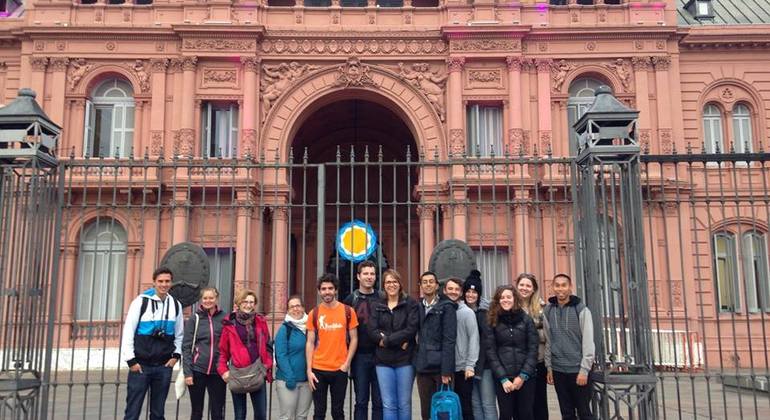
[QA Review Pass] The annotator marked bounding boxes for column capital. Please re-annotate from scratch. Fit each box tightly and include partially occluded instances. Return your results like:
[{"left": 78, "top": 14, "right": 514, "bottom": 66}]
[
  {"left": 631, "top": 56, "right": 652, "bottom": 71},
  {"left": 535, "top": 59, "right": 553, "bottom": 73},
  {"left": 181, "top": 56, "right": 198, "bottom": 72},
  {"left": 241, "top": 56, "right": 261, "bottom": 73},
  {"left": 168, "top": 58, "right": 183, "bottom": 73},
  {"left": 651, "top": 56, "right": 671, "bottom": 71},
  {"left": 446, "top": 56, "right": 466, "bottom": 73},
  {"left": 506, "top": 56, "right": 524, "bottom": 71},
  {"left": 48, "top": 57, "right": 69, "bottom": 72},
  {"left": 29, "top": 56, "right": 48, "bottom": 71},
  {"left": 150, "top": 58, "right": 169, "bottom": 73},
  {"left": 271, "top": 206, "right": 289, "bottom": 221},
  {"left": 416, "top": 204, "right": 437, "bottom": 220}
]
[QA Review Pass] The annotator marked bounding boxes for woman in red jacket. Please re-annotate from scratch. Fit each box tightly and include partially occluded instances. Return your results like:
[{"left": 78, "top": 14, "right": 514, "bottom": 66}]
[{"left": 217, "top": 289, "right": 273, "bottom": 420}]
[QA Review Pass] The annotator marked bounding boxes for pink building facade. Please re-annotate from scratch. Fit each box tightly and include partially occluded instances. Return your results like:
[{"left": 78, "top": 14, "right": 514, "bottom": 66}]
[{"left": 0, "top": 0, "right": 769, "bottom": 371}]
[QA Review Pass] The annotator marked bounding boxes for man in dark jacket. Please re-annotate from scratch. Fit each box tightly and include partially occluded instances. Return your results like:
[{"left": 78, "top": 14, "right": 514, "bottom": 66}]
[
  {"left": 413, "top": 271, "right": 457, "bottom": 420},
  {"left": 343, "top": 260, "right": 384, "bottom": 420},
  {"left": 544, "top": 273, "right": 595, "bottom": 420}
]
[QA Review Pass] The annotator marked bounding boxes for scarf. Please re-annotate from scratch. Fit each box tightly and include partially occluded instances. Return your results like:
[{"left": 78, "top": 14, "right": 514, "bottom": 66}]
[
  {"left": 235, "top": 311, "right": 259, "bottom": 362},
  {"left": 285, "top": 312, "right": 308, "bottom": 334}
]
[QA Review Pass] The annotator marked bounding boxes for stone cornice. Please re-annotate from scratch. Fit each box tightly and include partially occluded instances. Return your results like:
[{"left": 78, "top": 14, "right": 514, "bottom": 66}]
[
  {"left": 264, "top": 30, "right": 443, "bottom": 39},
  {"left": 441, "top": 25, "right": 530, "bottom": 40},
  {"left": 526, "top": 26, "right": 676, "bottom": 42},
  {"left": 678, "top": 27, "right": 770, "bottom": 50}
]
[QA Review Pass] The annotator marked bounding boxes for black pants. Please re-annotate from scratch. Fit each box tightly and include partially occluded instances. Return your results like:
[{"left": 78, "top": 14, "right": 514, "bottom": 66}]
[
  {"left": 496, "top": 378, "right": 535, "bottom": 420},
  {"left": 553, "top": 371, "right": 594, "bottom": 420},
  {"left": 453, "top": 371, "right": 474, "bottom": 420},
  {"left": 415, "top": 373, "right": 442, "bottom": 420},
  {"left": 312, "top": 369, "right": 348, "bottom": 420},
  {"left": 534, "top": 362, "right": 549, "bottom": 420},
  {"left": 188, "top": 370, "right": 227, "bottom": 420}
]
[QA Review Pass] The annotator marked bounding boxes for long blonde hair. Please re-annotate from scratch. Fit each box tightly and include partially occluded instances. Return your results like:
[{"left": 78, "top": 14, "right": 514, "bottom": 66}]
[{"left": 515, "top": 273, "right": 543, "bottom": 319}]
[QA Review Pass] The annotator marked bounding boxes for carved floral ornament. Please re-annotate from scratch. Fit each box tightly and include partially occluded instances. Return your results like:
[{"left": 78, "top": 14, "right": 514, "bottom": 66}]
[
  {"left": 260, "top": 38, "right": 447, "bottom": 55},
  {"left": 182, "top": 39, "right": 256, "bottom": 51},
  {"left": 450, "top": 39, "right": 520, "bottom": 52},
  {"left": 65, "top": 59, "right": 151, "bottom": 94}
]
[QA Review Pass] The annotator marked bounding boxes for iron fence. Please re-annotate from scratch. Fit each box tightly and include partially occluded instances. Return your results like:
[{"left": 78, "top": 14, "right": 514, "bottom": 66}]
[{"left": 1, "top": 147, "right": 769, "bottom": 418}]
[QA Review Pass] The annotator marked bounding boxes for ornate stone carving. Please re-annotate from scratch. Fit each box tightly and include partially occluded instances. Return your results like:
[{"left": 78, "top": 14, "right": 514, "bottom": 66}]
[
  {"left": 34, "top": 41, "right": 45, "bottom": 52},
  {"left": 720, "top": 87, "right": 735, "bottom": 102},
  {"left": 68, "top": 59, "right": 92, "bottom": 91},
  {"left": 634, "top": 40, "right": 644, "bottom": 50},
  {"left": 586, "top": 41, "right": 597, "bottom": 51},
  {"left": 535, "top": 59, "right": 552, "bottom": 72},
  {"left": 260, "top": 37, "right": 446, "bottom": 55},
  {"left": 150, "top": 58, "right": 168, "bottom": 73},
  {"left": 30, "top": 57, "right": 48, "bottom": 71},
  {"left": 468, "top": 69, "right": 501, "bottom": 84},
  {"left": 656, "top": 40, "right": 666, "bottom": 50},
  {"left": 183, "top": 39, "right": 256, "bottom": 51},
  {"left": 416, "top": 204, "right": 437, "bottom": 220},
  {"left": 181, "top": 56, "right": 198, "bottom": 72},
  {"left": 333, "top": 57, "right": 374, "bottom": 88},
  {"left": 539, "top": 131, "right": 552, "bottom": 154},
  {"left": 538, "top": 43, "right": 548, "bottom": 52},
  {"left": 56, "top": 41, "right": 66, "bottom": 52},
  {"left": 168, "top": 58, "right": 183, "bottom": 73},
  {"left": 241, "top": 57, "right": 260, "bottom": 73},
  {"left": 639, "top": 129, "right": 651, "bottom": 152},
  {"left": 658, "top": 128, "right": 673, "bottom": 154},
  {"left": 451, "top": 39, "right": 519, "bottom": 52},
  {"left": 446, "top": 57, "right": 465, "bottom": 73},
  {"left": 156, "top": 42, "right": 165, "bottom": 52},
  {"left": 506, "top": 56, "right": 523, "bottom": 71},
  {"left": 551, "top": 60, "right": 575, "bottom": 92},
  {"left": 174, "top": 128, "right": 195, "bottom": 157},
  {"left": 508, "top": 128, "right": 525, "bottom": 155},
  {"left": 203, "top": 69, "right": 237, "bottom": 84},
  {"left": 450, "top": 129, "right": 465, "bottom": 157},
  {"left": 150, "top": 131, "right": 164, "bottom": 156},
  {"left": 651, "top": 56, "right": 671, "bottom": 71},
  {"left": 131, "top": 60, "right": 151, "bottom": 93},
  {"left": 604, "top": 58, "right": 632, "bottom": 92},
  {"left": 241, "top": 129, "right": 257, "bottom": 158},
  {"left": 397, "top": 62, "right": 447, "bottom": 121},
  {"left": 105, "top": 41, "right": 116, "bottom": 51},
  {"left": 631, "top": 56, "right": 652, "bottom": 71},
  {"left": 261, "top": 61, "right": 320, "bottom": 119},
  {"left": 48, "top": 57, "right": 69, "bottom": 72}
]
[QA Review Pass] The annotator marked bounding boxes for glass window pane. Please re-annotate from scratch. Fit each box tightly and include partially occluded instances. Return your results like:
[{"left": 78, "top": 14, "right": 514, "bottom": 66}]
[
  {"left": 474, "top": 249, "right": 510, "bottom": 301},
  {"left": 205, "top": 248, "right": 235, "bottom": 311},
  {"left": 77, "top": 220, "right": 127, "bottom": 321},
  {"left": 94, "top": 106, "right": 113, "bottom": 157}
]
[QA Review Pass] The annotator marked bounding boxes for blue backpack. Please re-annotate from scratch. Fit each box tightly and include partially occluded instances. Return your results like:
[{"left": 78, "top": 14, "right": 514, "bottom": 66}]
[{"left": 430, "top": 384, "right": 462, "bottom": 420}]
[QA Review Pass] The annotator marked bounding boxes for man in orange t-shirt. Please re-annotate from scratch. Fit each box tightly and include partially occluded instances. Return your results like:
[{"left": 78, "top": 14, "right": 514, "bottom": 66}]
[{"left": 306, "top": 273, "right": 359, "bottom": 419}]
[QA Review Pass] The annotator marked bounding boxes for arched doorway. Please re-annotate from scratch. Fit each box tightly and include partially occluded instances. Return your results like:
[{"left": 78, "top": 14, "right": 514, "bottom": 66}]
[{"left": 287, "top": 97, "right": 420, "bottom": 304}]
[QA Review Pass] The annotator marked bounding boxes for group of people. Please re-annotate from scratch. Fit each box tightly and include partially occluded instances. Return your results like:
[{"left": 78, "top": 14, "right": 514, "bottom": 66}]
[{"left": 120, "top": 262, "right": 595, "bottom": 420}]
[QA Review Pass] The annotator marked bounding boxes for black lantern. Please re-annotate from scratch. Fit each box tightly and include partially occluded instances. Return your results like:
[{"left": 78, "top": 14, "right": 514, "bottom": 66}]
[
  {"left": 573, "top": 85, "right": 640, "bottom": 162},
  {"left": 0, "top": 88, "right": 60, "bottom": 166}
]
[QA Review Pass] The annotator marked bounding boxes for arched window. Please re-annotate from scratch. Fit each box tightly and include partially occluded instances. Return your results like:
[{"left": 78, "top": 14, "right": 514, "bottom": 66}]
[
  {"left": 702, "top": 103, "right": 723, "bottom": 153},
  {"left": 567, "top": 78, "right": 605, "bottom": 155},
  {"left": 741, "top": 231, "right": 769, "bottom": 312},
  {"left": 76, "top": 219, "right": 127, "bottom": 320},
  {"left": 732, "top": 103, "right": 753, "bottom": 153},
  {"left": 713, "top": 232, "right": 739, "bottom": 312},
  {"left": 84, "top": 79, "right": 135, "bottom": 158}
]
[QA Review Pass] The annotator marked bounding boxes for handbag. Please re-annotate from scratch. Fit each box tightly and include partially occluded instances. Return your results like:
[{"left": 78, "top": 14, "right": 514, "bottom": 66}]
[
  {"left": 175, "top": 313, "right": 199, "bottom": 399},
  {"left": 228, "top": 324, "right": 267, "bottom": 394}
]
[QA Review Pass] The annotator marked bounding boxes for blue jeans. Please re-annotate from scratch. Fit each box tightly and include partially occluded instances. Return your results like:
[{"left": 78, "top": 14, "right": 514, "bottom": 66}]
[
  {"left": 124, "top": 364, "right": 173, "bottom": 420},
  {"left": 351, "top": 353, "right": 383, "bottom": 420},
  {"left": 375, "top": 365, "right": 414, "bottom": 420},
  {"left": 471, "top": 369, "right": 498, "bottom": 420},
  {"left": 231, "top": 386, "right": 267, "bottom": 420}
]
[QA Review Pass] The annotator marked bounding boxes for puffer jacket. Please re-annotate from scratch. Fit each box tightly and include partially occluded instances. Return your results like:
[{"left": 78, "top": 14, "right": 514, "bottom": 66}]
[
  {"left": 486, "top": 309, "right": 538, "bottom": 381},
  {"left": 368, "top": 296, "right": 419, "bottom": 367},
  {"left": 182, "top": 305, "right": 226, "bottom": 377},
  {"left": 217, "top": 312, "right": 273, "bottom": 382},
  {"left": 471, "top": 298, "right": 490, "bottom": 373},
  {"left": 413, "top": 296, "right": 457, "bottom": 376}
]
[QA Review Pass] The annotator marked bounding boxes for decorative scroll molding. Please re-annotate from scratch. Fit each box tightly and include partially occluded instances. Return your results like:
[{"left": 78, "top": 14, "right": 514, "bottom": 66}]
[
  {"left": 261, "top": 61, "right": 320, "bottom": 119},
  {"left": 131, "top": 60, "right": 151, "bottom": 93},
  {"left": 604, "top": 59, "right": 632, "bottom": 92},
  {"left": 450, "top": 129, "right": 465, "bottom": 157},
  {"left": 450, "top": 39, "right": 520, "bottom": 52},
  {"left": 551, "top": 60, "right": 575, "bottom": 92},
  {"left": 183, "top": 39, "right": 256, "bottom": 51},
  {"left": 334, "top": 57, "right": 375, "bottom": 88},
  {"left": 468, "top": 69, "right": 501, "bottom": 84},
  {"left": 397, "top": 62, "right": 447, "bottom": 121},
  {"left": 203, "top": 69, "right": 238, "bottom": 86},
  {"left": 260, "top": 38, "right": 447, "bottom": 55}
]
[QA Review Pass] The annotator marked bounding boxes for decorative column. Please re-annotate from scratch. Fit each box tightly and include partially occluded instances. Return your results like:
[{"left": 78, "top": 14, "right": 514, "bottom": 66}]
[
  {"left": 632, "top": 57, "right": 653, "bottom": 153},
  {"left": 177, "top": 56, "right": 197, "bottom": 157},
  {"left": 149, "top": 58, "right": 168, "bottom": 156},
  {"left": 270, "top": 206, "right": 289, "bottom": 315},
  {"left": 0, "top": 62, "right": 8, "bottom": 104},
  {"left": 446, "top": 57, "right": 466, "bottom": 157},
  {"left": 535, "top": 59, "right": 553, "bottom": 155},
  {"left": 441, "top": 204, "right": 453, "bottom": 241},
  {"left": 452, "top": 191, "right": 467, "bottom": 241},
  {"left": 506, "top": 57, "right": 524, "bottom": 155},
  {"left": 417, "top": 204, "right": 436, "bottom": 271},
  {"left": 29, "top": 57, "right": 48, "bottom": 106},
  {"left": 652, "top": 56, "right": 672, "bottom": 154},
  {"left": 234, "top": 190, "right": 252, "bottom": 292},
  {"left": 514, "top": 192, "right": 530, "bottom": 272},
  {"left": 171, "top": 191, "right": 189, "bottom": 244},
  {"left": 59, "top": 247, "right": 78, "bottom": 326},
  {"left": 168, "top": 58, "right": 184, "bottom": 154},
  {"left": 67, "top": 98, "right": 86, "bottom": 156},
  {"left": 47, "top": 58, "right": 69, "bottom": 126},
  {"left": 241, "top": 57, "right": 260, "bottom": 158},
  {"left": 124, "top": 247, "right": 141, "bottom": 312}
]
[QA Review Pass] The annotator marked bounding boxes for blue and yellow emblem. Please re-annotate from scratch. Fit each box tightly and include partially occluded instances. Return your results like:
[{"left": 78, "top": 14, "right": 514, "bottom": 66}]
[{"left": 336, "top": 220, "right": 377, "bottom": 262}]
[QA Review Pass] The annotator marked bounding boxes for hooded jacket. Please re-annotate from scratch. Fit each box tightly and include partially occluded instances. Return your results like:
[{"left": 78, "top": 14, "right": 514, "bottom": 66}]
[
  {"left": 413, "top": 295, "right": 457, "bottom": 376},
  {"left": 181, "top": 305, "right": 226, "bottom": 377},
  {"left": 121, "top": 288, "right": 184, "bottom": 367},
  {"left": 485, "top": 309, "right": 539, "bottom": 381},
  {"left": 274, "top": 320, "right": 308, "bottom": 388},
  {"left": 368, "top": 295, "right": 419, "bottom": 367},
  {"left": 217, "top": 312, "right": 274, "bottom": 382},
  {"left": 343, "top": 289, "right": 384, "bottom": 354},
  {"left": 454, "top": 301, "right": 480, "bottom": 373},
  {"left": 543, "top": 295, "right": 595, "bottom": 375}
]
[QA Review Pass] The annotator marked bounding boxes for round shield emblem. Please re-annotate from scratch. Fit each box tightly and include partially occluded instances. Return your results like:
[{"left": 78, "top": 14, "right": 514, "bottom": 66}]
[
  {"left": 428, "top": 239, "right": 478, "bottom": 283},
  {"left": 337, "top": 220, "right": 377, "bottom": 263},
  {"left": 160, "top": 242, "right": 210, "bottom": 307}
]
